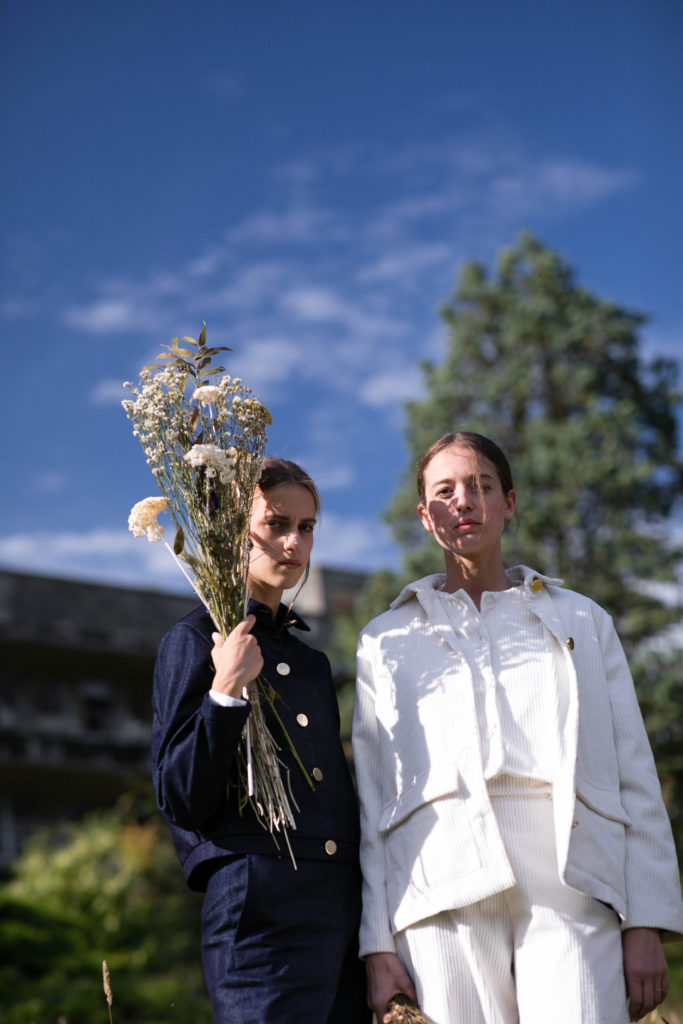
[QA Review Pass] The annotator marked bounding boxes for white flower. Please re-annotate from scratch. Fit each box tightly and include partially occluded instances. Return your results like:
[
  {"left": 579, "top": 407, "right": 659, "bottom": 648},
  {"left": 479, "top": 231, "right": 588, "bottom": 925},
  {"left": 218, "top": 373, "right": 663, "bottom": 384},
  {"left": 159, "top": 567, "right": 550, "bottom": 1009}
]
[
  {"left": 184, "top": 443, "right": 235, "bottom": 483},
  {"left": 128, "top": 496, "right": 169, "bottom": 542},
  {"left": 192, "top": 385, "right": 222, "bottom": 406}
]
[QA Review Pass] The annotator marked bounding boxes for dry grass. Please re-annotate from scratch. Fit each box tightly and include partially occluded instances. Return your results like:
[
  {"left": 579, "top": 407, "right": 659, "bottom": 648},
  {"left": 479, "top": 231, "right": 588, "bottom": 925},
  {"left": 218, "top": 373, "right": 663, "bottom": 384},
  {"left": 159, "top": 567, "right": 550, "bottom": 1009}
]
[
  {"left": 102, "top": 960, "right": 113, "bottom": 1024},
  {"left": 646, "top": 1009, "right": 680, "bottom": 1024}
]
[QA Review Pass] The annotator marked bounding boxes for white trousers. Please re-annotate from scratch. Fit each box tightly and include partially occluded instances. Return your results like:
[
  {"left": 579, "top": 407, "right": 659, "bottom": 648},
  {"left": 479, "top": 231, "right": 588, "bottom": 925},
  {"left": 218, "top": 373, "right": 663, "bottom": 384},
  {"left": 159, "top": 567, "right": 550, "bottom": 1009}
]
[{"left": 394, "top": 779, "right": 629, "bottom": 1024}]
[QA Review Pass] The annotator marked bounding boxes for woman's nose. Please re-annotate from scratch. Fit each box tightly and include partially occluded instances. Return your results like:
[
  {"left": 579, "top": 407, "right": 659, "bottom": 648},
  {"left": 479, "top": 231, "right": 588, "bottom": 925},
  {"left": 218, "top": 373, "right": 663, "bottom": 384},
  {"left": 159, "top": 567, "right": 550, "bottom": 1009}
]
[
  {"left": 452, "top": 486, "right": 473, "bottom": 510},
  {"left": 283, "top": 530, "right": 299, "bottom": 552}
]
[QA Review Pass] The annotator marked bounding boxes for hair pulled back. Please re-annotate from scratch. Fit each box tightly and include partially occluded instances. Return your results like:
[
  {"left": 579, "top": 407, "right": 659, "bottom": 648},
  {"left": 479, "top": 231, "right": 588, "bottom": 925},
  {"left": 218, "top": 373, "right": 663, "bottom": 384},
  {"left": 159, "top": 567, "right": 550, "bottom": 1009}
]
[
  {"left": 416, "top": 432, "right": 514, "bottom": 504},
  {"left": 257, "top": 457, "right": 320, "bottom": 513}
]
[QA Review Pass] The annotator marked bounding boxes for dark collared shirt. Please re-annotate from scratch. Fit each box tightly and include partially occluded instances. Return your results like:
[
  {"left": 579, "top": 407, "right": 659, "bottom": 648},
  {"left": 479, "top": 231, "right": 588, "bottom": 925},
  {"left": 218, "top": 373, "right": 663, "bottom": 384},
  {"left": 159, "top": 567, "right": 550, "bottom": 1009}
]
[{"left": 152, "top": 600, "right": 360, "bottom": 890}]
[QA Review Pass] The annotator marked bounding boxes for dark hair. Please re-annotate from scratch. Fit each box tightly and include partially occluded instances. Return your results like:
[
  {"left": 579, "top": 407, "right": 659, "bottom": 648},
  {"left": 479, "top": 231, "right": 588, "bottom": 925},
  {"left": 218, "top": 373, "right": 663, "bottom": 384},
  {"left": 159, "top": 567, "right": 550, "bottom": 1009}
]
[
  {"left": 257, "top": 457, "right": 320, "bottom": 513},
  {"left": 416, "top": 432, "right": 514, "bottom": 504}
]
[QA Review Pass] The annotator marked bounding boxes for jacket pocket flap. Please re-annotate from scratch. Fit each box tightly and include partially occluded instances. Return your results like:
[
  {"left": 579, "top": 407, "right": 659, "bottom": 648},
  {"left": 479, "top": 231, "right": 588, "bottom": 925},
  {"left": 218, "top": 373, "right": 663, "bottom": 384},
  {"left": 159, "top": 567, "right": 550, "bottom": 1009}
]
[
  {"left": 378, "top": 766, "right": 460, "bottom": 833},
  {"left": 575, "top": 776, "right": 631, "bottom": 825}
]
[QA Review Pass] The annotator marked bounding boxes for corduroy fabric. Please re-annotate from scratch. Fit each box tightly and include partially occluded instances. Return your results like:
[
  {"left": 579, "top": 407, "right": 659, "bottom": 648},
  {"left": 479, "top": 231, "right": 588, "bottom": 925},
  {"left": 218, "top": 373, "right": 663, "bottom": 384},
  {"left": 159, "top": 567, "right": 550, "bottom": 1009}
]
[
  {"left": 395, "top": 782, "right": 629, "bottom": 1024},
  {"left": 435, "top": 584, "right": 556, "bottom": 781}
]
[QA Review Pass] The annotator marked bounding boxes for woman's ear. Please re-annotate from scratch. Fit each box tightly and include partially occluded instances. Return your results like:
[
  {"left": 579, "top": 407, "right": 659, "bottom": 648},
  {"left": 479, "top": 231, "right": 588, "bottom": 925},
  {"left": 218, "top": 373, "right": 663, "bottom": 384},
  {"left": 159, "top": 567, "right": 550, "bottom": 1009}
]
[
  {"left": 418, "top": 502, "right": 434, "bottom": 534},
  {"left": 503, "top": 489, "right": 517, "bottom": 520}
]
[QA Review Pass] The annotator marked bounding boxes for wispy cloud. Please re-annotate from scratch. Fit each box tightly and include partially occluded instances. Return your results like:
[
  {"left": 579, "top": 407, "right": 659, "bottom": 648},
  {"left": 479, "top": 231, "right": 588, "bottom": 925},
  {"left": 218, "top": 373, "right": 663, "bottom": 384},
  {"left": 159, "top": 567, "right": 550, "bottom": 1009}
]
[
  {"left": 358, "top": 242, "right": 453, "bottom": 284},
  {"left": 313, "top": 512, "right": 398, "bottom": 571},
  {"left": 31, "top": 472, "right": 68, "bottom": 495},
  {"left": 0, "top": 529, "right": 192, "bottom": 591},
  {"left": 488, "top": 158, "right": 639, "bottom": 219},
  {"left": 90, "top": 378, "right": 129, "bottom": 405},
  {"left": 48, "top": 134, "right": 643, "bottom": 449},
  {"left": 0, "top": 514, "right": 398, "bottom": 585},
  {"left": 359, "top": 365, "right": 424, "bottom": 408},
  {"left": 228, "top": 206, "right": 345, "bottom": 245}
]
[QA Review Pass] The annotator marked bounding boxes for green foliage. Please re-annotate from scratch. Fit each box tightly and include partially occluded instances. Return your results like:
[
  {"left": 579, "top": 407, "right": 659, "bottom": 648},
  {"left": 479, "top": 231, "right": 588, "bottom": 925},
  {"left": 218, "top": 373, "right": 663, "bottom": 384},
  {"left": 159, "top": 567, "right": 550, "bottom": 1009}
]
[
  {"left": 334, "top": 233, "right": 683, "bottom": 844},
  {"left": 0, "top": 795, "right": 210, "bottom": 1024},
  {"left": 387, "top": 233, "right": 683, "bottom": 640}
]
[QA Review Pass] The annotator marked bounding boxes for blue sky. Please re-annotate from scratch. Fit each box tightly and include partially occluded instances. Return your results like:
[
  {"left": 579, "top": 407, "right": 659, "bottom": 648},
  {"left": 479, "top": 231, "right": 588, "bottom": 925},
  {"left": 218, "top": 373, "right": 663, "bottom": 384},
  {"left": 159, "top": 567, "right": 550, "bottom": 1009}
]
[{"left": 1, "top": 0, "right": 681, "bottom": 593}]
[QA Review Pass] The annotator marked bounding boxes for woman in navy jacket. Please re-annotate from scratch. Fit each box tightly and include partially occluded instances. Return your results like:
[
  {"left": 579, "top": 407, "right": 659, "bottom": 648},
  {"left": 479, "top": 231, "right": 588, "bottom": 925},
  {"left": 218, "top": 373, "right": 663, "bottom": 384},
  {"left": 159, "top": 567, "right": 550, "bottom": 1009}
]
[{"left": 152, "top": 458, "right": 369, "bottom": 1024}]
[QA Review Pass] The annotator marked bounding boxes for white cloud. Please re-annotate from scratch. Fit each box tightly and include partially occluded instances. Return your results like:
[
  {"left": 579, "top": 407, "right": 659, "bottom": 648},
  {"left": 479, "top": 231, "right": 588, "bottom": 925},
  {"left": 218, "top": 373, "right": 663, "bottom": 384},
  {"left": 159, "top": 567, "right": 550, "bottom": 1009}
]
[
  {"left": 31, "top": 471, "right": 68, "bottom": 494},
  {"left": 359, "top": 365, "right": 424, "bottom": 408},
  {"left": 0, "top": 529, "right": 191, "bottom": 592},
  {"left": 65, "top": 298, "right": 140, "bottom": 333},
  {"left": 90, "top": 378, "right": 129, "bottom": 405},
  {"left": 211, "top": 261, "right": 289, "bottom": 311},
  {"left": 296, "top": 459, "right": 356, "bottom": 493},
  {"left": 489, "top": 158, "right": 638, "bottom": 219},
  {"left": 229, "top": 336, "right": 308, "bottom": 387},
  {"left": 358, "top": 242, "right": 453, "bottom": 284},
  {"left": 228, "top": 206, "right": 342, "bottom": 245},
  {"left": 0, "top": 515, "right": 399, "bottom": 587},
  {"left": 313, "top": 512, "right": 399, "bottom": 571},
  {"left": 281, "top": 285, "right": 406, "bottom": 341}
]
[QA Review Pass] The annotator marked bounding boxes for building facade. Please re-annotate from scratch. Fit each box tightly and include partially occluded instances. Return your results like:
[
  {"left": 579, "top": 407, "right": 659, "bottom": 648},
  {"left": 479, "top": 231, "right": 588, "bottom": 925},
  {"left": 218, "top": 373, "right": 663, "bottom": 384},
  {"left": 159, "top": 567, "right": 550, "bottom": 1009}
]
[{"left": 0, "top": 566, "right": 366, "bottom": 869}]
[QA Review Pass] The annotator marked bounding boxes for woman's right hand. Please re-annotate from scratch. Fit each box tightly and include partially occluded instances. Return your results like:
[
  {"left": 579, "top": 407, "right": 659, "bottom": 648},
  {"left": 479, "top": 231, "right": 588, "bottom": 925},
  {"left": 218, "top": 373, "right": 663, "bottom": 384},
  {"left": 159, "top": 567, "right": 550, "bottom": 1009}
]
[
  {"left": 365, "top": 952, "right": 418, "bottom": 1022},
  {"left": 210, "top": 615, "right": 264, "bottom": 699}
]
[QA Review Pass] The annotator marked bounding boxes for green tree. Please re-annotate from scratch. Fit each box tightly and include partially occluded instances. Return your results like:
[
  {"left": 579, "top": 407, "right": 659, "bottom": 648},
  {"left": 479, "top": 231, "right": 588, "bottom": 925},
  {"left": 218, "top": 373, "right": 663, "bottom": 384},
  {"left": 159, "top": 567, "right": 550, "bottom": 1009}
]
[
  {"left": 0, "top": 793, "right": 211, "bottom": 1024},
  {"left": 335, "top": 233, "right": 683, "bottom": 845}
]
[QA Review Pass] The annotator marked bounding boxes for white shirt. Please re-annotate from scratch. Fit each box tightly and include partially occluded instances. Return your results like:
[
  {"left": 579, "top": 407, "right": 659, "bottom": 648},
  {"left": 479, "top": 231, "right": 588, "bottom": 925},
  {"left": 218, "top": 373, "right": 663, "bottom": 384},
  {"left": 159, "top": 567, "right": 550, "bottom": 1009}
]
[{"left": 436, "top": 584, "right": 555, "bottom": 781}]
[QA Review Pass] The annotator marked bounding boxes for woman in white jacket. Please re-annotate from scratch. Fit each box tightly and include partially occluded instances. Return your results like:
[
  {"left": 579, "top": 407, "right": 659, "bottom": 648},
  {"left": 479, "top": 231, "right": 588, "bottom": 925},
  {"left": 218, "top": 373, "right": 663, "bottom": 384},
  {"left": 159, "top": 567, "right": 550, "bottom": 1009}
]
[{"left": 352, "top": 431, "right": 683, "bottom": 1024}]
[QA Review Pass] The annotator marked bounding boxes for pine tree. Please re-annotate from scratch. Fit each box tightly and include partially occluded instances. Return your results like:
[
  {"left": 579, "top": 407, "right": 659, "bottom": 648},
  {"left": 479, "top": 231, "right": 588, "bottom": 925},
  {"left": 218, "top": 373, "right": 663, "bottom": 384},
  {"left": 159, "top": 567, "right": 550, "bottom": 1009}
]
[{"left": 336, "top": 233, "right": 683, "bottom": 843}]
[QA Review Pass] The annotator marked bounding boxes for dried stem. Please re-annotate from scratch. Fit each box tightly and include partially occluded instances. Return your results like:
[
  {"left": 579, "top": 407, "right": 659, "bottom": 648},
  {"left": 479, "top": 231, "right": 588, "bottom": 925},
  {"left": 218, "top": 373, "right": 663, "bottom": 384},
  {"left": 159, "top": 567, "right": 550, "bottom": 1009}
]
[{"left": 102, "top": 960, "right": 114, "bottom": 1024}]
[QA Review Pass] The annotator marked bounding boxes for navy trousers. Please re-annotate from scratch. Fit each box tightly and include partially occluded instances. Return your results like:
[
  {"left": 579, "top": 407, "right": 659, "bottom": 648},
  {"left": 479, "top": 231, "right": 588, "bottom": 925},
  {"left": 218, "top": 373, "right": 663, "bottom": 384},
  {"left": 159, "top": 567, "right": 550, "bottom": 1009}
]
[{"left": 201, "top": 854, "right": 371, "bottom": 1023}]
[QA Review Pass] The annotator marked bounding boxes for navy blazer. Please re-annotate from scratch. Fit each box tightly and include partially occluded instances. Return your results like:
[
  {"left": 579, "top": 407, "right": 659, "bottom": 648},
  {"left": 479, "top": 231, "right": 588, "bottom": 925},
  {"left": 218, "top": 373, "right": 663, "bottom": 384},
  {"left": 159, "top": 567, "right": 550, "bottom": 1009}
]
[{"left": 152, "top": 600, "right": 361, "bottom": 890}]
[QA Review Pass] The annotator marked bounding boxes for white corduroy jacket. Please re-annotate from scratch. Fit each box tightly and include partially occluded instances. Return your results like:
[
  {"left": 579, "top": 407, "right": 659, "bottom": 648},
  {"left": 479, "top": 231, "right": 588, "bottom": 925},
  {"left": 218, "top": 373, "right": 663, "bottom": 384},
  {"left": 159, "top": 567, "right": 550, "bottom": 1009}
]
[{"left": 352, "top": 566, "right": 683, "bottom": 957}]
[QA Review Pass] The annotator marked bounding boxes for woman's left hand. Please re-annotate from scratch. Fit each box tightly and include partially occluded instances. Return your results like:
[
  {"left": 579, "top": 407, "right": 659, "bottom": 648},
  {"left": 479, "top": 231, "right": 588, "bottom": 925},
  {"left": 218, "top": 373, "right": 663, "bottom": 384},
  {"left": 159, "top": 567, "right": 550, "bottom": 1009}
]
[{"left": 622, "top": 926, "right": 668, "bottom": 1021}]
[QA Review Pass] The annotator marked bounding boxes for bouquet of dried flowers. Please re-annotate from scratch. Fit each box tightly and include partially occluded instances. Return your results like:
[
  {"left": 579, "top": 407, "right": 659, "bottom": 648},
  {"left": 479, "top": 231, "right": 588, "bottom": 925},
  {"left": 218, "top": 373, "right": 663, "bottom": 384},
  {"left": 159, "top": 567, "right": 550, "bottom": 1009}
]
[
  {"left": 384, "top": 994, "right": 436, "bottom": 1024},
  {"left": 123, "top": 326, "right": 309, "bottom": 862}
]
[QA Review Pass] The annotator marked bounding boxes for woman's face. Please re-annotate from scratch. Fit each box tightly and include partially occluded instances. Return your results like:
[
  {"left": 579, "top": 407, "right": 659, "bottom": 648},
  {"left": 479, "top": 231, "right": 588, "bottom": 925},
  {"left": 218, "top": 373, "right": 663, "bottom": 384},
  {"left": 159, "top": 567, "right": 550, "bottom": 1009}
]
[
  {"left": 248, "top": 482, "right": 317, "bottom": 597},
  {"left": 418, "top": 445, "right": 516, "bottom": 561}
]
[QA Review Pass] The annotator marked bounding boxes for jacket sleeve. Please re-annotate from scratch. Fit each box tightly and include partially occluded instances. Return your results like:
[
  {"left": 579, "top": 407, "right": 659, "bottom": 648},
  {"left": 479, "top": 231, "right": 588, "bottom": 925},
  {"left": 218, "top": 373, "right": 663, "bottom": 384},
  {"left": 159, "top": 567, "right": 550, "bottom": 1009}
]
[
  {"left": 352, "top": 627, "right": 397, "bottom": 956},
  {"left": 598, "top": 607, "right": 683, "bottom": 937},
  {"left": 151, "top": 621, "right": 250, "bottom": 830}
]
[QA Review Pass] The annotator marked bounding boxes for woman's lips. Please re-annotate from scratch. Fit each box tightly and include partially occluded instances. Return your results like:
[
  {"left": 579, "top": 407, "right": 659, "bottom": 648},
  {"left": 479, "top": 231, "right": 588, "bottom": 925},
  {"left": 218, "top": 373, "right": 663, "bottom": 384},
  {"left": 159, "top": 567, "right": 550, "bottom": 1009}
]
[{"left": 454, "top": 519, "right": 479, "bottom": 530}]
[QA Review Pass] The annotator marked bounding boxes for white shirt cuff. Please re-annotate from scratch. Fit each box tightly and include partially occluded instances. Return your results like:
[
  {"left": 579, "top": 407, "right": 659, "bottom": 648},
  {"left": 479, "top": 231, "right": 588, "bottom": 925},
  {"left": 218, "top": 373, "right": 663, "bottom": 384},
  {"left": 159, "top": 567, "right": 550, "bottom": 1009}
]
[{"left": 208, "top": 690, "right": 247, "bottom": 708}]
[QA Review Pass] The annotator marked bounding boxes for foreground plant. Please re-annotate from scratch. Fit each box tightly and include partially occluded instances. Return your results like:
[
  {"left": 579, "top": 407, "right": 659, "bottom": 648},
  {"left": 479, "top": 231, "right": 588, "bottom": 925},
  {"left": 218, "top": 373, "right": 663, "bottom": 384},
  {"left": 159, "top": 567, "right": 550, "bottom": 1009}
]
[
  {"left": 384, "top": 993, "right": 435, "bottom": 1023},
  {"left": 102, "top": 960, "right": 113, "bottom": 1024},
  {"left": 123, "top": 327, "right": 307, "bottom": 857}
]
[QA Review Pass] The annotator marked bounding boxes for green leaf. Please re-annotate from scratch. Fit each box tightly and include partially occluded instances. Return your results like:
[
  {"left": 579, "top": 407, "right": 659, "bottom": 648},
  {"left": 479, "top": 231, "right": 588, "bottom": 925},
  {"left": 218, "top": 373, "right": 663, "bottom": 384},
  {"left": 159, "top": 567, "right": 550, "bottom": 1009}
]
[
  {"left": 198, "top": 324, "right": 207, "bottom": 348},
  {"left": 173, "top": 527, "right": 184, "bottom": 555}
]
